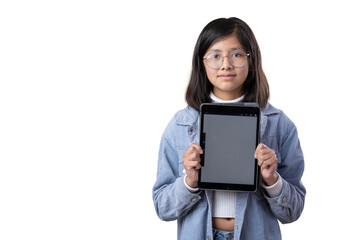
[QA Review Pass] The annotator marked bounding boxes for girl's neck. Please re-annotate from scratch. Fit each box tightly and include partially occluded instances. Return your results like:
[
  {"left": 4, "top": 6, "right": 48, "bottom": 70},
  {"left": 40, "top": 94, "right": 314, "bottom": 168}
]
[{"left": 210, "top": 92, "right": 244, "bottom": 103}]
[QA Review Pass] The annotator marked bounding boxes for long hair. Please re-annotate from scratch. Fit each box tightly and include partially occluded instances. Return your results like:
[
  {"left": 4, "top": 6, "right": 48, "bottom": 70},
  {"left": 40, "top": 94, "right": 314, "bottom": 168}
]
[{"left": 185, "top": 17, "right": 269, "bottom": 111}]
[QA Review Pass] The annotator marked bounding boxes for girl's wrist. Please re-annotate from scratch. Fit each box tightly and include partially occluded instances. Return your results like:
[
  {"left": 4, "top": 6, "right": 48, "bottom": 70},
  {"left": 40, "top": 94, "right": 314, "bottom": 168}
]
[
  {"left": 263, "top": 173, "right": 279, "bottom": 186},
  {"left": 184, "top": 175, "right": 199, "bottom": 192},
  {"left": 185, "top": 175, "right": 197, "bottom": 188}
]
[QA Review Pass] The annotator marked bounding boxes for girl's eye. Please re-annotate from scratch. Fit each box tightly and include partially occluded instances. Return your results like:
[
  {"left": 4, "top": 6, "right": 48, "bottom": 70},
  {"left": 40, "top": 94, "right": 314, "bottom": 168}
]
[
  {"left": 208, "top": 54, "right": 221, "bottom": 59},
  {"left": 232, "top": 52, "right": 244, "bottom": 58}
]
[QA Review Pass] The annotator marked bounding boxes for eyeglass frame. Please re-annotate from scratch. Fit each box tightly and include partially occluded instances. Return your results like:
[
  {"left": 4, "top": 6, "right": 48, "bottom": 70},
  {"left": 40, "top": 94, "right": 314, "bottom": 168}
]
[{"left": 203, "top": 50, "right": 250, "bottom": 70}]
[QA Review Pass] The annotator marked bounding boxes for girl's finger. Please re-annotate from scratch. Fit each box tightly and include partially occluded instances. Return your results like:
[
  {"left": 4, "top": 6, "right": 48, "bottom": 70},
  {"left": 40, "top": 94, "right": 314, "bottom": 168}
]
[{"left": 191, "top": 143, "right": 203, "bottom": 154}]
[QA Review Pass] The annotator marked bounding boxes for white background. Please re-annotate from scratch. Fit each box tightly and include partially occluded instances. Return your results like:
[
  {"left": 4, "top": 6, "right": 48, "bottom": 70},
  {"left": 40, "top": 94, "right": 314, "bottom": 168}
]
[{"left": 1, "top": 0, "right": 359, "bottom": 239}]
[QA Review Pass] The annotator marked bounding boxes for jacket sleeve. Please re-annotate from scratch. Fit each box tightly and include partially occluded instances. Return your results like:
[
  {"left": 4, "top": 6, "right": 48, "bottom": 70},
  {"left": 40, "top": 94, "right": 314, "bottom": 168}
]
[
  {"left": 264, "top": 122, "right": 306, "bottom": 224},
  {"left": 152, "top": 133, "right": 202, "bottom": 221}
]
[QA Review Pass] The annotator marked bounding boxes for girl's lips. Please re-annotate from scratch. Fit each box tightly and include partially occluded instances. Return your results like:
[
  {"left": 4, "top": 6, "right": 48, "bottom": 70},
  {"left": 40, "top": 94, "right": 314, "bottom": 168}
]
[{"left": 218, "top": 75, "right": 235, "bottom": 79}]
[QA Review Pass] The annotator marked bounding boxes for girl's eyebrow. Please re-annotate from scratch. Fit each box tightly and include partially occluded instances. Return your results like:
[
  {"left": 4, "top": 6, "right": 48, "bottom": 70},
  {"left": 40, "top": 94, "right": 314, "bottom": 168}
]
[{"left": 208, "top": 47, "right": 244, "bottom": 52}]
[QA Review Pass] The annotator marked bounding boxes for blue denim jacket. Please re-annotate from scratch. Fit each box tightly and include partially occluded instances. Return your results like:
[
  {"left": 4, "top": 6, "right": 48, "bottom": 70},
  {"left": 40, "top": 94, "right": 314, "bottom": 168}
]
[{"left": 153, "top": 103, "right": 306, "bottom": 240}]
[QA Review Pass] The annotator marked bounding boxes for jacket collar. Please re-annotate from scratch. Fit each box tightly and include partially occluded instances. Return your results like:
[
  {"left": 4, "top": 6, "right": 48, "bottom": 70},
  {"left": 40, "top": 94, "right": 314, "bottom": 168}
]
[
  {"left": 175, "top": 106, "right": 199, "bottom": 126},
  {"left": 261, "top": 103, "right": 281, "bottom": 116},
  {"left": 260, "top": 103, "right": 280, "bottom": 138}
]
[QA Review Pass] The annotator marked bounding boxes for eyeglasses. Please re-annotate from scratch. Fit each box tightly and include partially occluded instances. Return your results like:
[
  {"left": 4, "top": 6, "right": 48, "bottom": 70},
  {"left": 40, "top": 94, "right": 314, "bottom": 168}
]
[{"left": 203, "top": 50, "right": 250, "bottom": 70}]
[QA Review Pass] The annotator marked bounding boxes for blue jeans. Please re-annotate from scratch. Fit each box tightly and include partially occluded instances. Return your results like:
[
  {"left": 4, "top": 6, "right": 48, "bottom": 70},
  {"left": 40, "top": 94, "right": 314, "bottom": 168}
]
[{"left": 213, "top": 229, "right": 235, "bottom": 240}]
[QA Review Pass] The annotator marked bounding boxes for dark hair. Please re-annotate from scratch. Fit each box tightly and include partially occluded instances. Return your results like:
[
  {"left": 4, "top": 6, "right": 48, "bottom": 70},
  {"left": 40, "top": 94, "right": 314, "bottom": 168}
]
[{"left": 185, "top": 17, "right": 269, "bottom": 111}]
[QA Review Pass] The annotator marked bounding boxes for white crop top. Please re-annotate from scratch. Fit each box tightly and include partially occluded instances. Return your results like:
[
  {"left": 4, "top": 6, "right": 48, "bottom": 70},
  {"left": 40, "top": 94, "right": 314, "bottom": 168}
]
[{"left": 212, "top": 191, "right": 236, "bottom": 218}]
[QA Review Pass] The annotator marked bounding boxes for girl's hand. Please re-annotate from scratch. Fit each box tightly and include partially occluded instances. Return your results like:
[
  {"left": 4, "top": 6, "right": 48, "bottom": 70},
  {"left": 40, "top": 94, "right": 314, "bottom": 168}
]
[
  {"left": 255, "top": 143, "right": 279, "bottom": 186},
  {"left": 182, "top": 143, "right": 203, "bottom": 188}
]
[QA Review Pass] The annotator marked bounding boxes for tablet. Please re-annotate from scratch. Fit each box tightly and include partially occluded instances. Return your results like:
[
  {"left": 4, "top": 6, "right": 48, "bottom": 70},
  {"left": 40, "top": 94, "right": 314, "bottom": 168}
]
[{"left": 198, "top": 103, "right": 260, "bottom": 192}]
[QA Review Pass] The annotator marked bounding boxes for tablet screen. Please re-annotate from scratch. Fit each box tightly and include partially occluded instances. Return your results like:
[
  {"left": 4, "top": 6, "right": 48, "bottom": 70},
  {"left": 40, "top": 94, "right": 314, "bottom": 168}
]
[{"left": 198, "top": 103, "right": 260, "bottom": 191}]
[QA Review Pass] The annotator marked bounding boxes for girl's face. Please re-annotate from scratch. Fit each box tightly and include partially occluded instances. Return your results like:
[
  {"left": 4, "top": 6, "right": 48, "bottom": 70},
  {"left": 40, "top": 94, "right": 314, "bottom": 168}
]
[{"left": 203, "top": 34, "right": 249, "bottom": 100}]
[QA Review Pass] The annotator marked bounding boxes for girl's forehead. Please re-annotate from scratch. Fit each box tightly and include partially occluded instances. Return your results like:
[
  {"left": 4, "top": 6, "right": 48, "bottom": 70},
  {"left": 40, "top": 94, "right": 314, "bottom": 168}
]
[{"left": 206, "top": 34, "right": 244, "bottom": 52}]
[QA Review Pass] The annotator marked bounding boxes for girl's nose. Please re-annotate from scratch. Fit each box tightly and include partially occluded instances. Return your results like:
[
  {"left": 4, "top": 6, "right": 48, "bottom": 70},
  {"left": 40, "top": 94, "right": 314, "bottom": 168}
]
[{"left": 221, "top": 56, "right": 233, "bottom": 70}]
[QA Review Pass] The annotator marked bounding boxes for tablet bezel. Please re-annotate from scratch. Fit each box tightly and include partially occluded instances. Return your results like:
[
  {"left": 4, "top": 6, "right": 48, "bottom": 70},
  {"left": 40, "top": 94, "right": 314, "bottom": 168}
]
[{"left": 198, "top": 103, "right": 260, "bottom": 192}]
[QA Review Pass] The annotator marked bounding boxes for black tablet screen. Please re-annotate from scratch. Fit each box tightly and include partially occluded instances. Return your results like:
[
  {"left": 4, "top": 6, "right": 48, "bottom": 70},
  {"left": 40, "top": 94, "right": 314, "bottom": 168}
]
[{"left": 200, "top": 113, "right": 257, "bottom": 185}]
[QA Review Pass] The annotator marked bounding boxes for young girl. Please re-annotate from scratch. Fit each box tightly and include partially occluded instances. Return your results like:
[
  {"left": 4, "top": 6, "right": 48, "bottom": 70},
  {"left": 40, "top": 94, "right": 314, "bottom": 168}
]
[{"left": 153, "top": 17, "right": 306, "bottom": 240}]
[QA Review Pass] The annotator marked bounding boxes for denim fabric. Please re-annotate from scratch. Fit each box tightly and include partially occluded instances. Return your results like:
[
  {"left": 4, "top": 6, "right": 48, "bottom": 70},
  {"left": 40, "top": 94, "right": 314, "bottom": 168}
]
[
  {"left": 153, "top": 103, "right": 306, "bottom": 240},
  {"left": 213, "top": 229, "right": 234, "bottom": 240}
]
